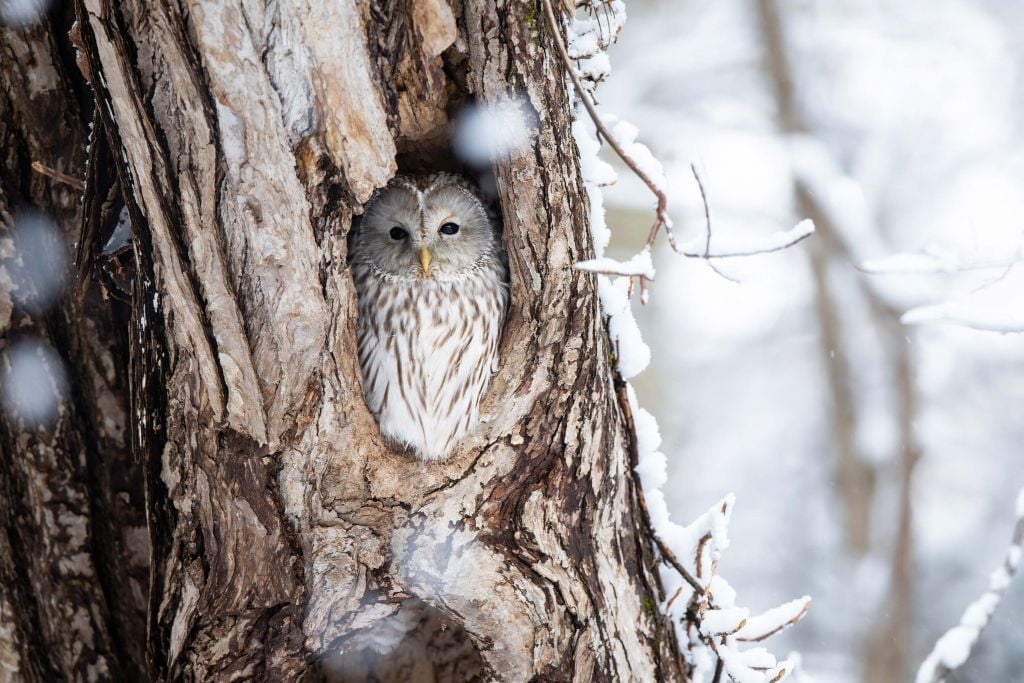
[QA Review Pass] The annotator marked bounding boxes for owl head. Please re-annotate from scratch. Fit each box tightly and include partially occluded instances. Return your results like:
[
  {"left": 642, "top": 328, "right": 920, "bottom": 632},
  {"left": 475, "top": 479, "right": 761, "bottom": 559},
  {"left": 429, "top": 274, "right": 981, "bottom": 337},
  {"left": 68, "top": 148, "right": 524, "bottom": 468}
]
[{"left": 352, "top": 174, "right": 501, "bottom": 279}]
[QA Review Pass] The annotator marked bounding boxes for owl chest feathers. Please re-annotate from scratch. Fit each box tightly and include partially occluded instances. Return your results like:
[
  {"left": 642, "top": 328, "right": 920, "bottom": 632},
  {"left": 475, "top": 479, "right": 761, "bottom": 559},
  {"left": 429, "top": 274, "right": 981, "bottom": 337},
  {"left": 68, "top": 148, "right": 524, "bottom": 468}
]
[{"left": 354, "top": 261, "right": 508, "bottom": 460}]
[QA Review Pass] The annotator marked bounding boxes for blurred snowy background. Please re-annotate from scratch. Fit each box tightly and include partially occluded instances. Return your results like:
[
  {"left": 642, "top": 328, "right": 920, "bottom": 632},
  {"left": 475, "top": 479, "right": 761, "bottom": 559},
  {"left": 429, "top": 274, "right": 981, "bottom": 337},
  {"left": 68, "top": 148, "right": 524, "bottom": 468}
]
[{"left": 598, "top": 0, "right": 1024, "bottom": 681}]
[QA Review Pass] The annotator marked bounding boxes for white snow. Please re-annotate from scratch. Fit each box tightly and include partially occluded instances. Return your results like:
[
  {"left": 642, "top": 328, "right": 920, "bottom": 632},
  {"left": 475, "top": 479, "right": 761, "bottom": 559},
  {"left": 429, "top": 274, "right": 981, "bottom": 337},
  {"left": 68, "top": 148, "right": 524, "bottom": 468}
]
[
  {"left": 597, "top": 276, "right": 650, "bottom": 378},
  {"left": 575, "top": 248, "right": 655, "bottom": 279},
  {"left": 718, "top": 643, "right": 791, "bottom": 683},
  {"left": 605, "top": 116, "right": 668, "bottom": 193},
  {"left": 709, "top": 574, "right": 738, "bottom": 608},
  {"left": 700, "top": 606, "right": 749, "bottom": 636},
  {"left": 1007, "top": 545, "right": 1021, "bottom": 571},
  {"left": 734, "top": 597, "right": 813, "bottom": 642},
  {"left": 678, "top": 219, "right": 815, "bottom": 258},
  {"left": 915, "top": 488, "right": 1024, "bottom": 682},
  {"left": 567, "top": 3, "right": 811, "bottom": 679},
  {"left": 567, "top": 1, "right": 626, "bottom": 89},
  {"left": 0, "top": 0, "right": 51, "bottom": 26},
  {"left": 452, "top": 99, "right": 533, "bottom": 166}
]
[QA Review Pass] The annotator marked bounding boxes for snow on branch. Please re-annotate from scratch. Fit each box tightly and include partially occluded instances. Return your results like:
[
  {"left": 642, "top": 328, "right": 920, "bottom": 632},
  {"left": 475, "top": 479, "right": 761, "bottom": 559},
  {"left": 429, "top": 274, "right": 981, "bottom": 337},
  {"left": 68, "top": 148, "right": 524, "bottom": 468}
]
[
  {"left": 666, "top": 498, "right": 809, "bottom": 683},
  {"left": 915, "top": 487, "right": 1024, "bottom": 683},
  {"left": 861, "top": 248, "right": 1023, "bottom": 275},
  {"left": 734, "top": 597, "right": 813, "bottom": 643},
  {"left": 677, "top": 219, "right": 815, "bottom": 260},
  {"left": 859, "top": 242, "right": 1024, "bottom": 332},
  {"left": 618, "top": 383, "right": 811, "bottom": 683},
  {"left": 899, "top": 295, "right": 1024, "bottom": 334},
  {"left": 575, "top": 248, "right": 655, "bottom": 280},
  {"left": 867, "top": 256, "right": 1024, "bottom": 333},
  {"left": 546, "top": 0, "right": 812, "bottom": 304},
  {"left": 564, "top": 2, "right": 812, "bottom": 679}
]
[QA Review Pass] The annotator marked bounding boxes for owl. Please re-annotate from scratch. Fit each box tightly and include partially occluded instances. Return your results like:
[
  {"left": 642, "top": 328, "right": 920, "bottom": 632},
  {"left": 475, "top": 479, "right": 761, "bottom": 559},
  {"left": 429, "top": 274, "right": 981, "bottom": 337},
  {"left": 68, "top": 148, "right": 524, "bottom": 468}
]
[{"left": 350, "top": 174, "right": 509, "bottom": 460}]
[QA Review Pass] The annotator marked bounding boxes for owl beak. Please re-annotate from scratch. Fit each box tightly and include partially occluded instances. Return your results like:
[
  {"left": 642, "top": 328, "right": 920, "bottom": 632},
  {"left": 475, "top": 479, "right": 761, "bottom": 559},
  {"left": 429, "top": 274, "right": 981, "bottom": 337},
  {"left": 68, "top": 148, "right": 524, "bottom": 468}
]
[{"left": 419, "top": 246, "right": 432, "bottom": 276}]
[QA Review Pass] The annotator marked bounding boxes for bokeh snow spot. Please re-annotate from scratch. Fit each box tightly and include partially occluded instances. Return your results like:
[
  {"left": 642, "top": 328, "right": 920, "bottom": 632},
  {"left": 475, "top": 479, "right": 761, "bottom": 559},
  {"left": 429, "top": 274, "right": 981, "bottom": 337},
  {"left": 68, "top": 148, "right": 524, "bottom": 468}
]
[
  {"left": 2, "top": 337, "right": 68, "bottom": 427},
  {"left": 7, "top": 210, "right": 68, "bottom": 313},
  {"left": 452, "top": 99, "right": 535, "bottom": 167},
  {"left": 0, "top": 0, "right": 52, "bottom": 26}
]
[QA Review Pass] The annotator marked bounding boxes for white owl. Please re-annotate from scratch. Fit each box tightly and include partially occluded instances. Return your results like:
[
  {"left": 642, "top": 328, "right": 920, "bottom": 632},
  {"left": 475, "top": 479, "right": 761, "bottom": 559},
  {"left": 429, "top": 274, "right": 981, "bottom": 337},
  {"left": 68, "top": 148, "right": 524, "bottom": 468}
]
[{"left": 350, "top": 174, "right": 509, "bottom": 460}]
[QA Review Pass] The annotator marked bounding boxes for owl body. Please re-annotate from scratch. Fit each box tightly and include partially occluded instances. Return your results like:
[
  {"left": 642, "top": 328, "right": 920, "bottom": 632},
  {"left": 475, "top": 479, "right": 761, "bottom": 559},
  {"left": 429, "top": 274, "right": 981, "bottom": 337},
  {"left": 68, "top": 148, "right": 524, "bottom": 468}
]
[{"left": 351, "top": 175, "right": 508, "bottom": 460}]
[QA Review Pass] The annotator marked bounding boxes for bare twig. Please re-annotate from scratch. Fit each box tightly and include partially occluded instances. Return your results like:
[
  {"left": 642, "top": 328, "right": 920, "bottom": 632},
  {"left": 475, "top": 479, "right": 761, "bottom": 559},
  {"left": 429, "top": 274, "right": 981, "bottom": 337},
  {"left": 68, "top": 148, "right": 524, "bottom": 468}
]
[
  {"left": 652, "top": 519, "right": 703, "bottom": 593},
  {"left": 31, "top": 161, "right": 85, "bottom": 191},
  {"left": 664, "top": 585, "right": 684, "bottom": 612},
  {"left": 690, "top": 162, "right": 738, "bottom": 283},
  {"left": 695, "top": 532, "right": 711, "bottom": 580}
]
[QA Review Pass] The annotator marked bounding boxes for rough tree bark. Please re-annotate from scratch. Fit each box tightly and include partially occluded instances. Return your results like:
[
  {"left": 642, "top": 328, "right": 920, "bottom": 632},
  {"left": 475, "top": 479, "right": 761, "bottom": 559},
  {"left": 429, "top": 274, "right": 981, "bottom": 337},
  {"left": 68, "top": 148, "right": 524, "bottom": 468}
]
[
  {"left": 1, "top": 10, "right": 147, "bottom": 680},
  {"left": 1, "top": 1, "right": 684, "bottom": 681}
]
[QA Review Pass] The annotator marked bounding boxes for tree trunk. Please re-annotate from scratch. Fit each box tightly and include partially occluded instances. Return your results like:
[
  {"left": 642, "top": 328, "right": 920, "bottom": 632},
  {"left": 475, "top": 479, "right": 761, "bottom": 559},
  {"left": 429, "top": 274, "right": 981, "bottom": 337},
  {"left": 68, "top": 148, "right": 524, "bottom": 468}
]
[
  {"left": 1, "top": 1, "right": 684, "bottom": 680},
  {"left": 1, "top": 11, "right": 147, "bottom": 680},
  {"left": 754, "top": 2, "right": 922, "bottom": 681}
]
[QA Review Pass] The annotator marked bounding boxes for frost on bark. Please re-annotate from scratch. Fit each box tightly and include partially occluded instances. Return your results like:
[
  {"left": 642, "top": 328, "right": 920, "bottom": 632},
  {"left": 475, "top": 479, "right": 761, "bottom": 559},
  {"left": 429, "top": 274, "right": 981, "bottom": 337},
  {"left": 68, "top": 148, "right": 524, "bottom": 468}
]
[{"left": 0, "top": 1, "right": 684, "bottom": 680}]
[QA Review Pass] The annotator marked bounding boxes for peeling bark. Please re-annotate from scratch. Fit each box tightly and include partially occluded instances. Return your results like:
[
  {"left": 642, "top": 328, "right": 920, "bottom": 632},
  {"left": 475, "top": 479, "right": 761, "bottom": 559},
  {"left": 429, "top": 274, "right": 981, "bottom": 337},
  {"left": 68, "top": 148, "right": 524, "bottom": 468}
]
[{"left": 2, "top": 1, "right": 683, "bottom": 680}]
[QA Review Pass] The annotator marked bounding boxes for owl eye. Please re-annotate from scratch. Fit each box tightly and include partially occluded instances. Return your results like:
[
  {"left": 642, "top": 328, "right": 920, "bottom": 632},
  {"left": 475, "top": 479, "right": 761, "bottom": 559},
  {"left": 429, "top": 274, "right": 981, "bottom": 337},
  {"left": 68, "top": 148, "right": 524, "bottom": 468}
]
[
  {"left": 439, "top": 222, "right": 460, "bottom": 235},
  {"left": 389, "top": 227, "right": 408, "bottom": 240}
]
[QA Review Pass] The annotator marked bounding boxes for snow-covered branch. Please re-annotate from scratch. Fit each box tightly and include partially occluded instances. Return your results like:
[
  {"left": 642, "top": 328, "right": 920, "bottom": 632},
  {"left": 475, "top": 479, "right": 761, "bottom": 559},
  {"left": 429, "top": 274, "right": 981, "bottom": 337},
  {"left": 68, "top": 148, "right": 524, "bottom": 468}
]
[
  {"left": 801, "top": 135, "right": 1024, "bottom": 334},
  {"left": 677, "top": 219, "right": 815, "bottom": 259},
  {"left": 565, "top": 2, "right": 812, "bottom": 679},
  {"left": 899, "top": 293, "right": 1024, "bottom": 333},
  {"left": 861, "top": 249, "right": 1023, "bottom": 276},
  {"left": 575, "top": 248, "right": 655, "bottom": 279},
  {"left": 857, "top": 237, "right": 1024, "bottom": 332},
  {"left": 549, "top": 0, "right": 813, "bottom": 304},
  {"left": 915, "top": 488, "right": 1024, "bottom": 683}
]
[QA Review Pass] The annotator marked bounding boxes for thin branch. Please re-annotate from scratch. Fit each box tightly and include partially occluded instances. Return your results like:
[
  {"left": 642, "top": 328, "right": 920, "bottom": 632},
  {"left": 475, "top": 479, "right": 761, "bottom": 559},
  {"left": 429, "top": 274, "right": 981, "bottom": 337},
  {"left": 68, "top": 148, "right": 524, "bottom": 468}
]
[
  {"left": 543, "top": 0, "right": 670, "bottom": 301},
  {"left": 613, "top": 374, "right": 712, "bottom": 665},
  {"left": 31, "top": 161, "right": 85, "bottom": 191},
  {"left": 553, "top": 0, "right": 813, "bottom": 301},
  {"left": 677, "top": 229, "right": 814, "bottom": 258},
  {"left": 695, "top": 532, "right": 711, "bottom": 580},
  {"left": 711, "top": 654, "right": 725, "bottom": 683},
  {"left": 735, "top": 599, "right": 812, "bottom": 643},
  {"left": 915, "top": 489, "right": 1024, "bottom": 683},
  {"left": 664, "top": 585, "right": 684, "bottom": 612},
  {"left": 615, "top": 372, "right": 702, "bottom": 591},
  {"left": 691, "top": 162, "right": 738, "bottom": 283}
]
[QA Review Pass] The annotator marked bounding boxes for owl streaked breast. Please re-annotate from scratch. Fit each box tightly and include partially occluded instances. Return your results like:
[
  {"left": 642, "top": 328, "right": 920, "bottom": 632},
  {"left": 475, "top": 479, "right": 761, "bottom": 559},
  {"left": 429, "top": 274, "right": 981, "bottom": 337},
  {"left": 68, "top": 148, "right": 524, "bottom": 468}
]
[{"left": 351, "top": 174, "right": 509, "bottom": 460}]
